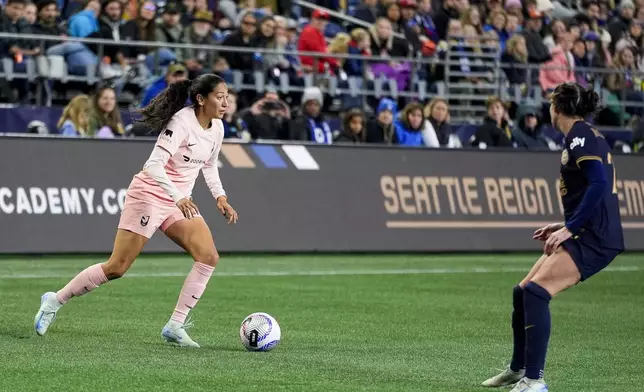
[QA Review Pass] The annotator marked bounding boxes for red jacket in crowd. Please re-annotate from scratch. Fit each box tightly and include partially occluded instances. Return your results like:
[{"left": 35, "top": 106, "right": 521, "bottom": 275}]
[{"left": 297, "top": 25, "right": 339, "bottom": 73}]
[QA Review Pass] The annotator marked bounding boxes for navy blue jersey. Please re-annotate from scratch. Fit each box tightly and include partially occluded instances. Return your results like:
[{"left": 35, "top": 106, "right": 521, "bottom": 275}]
[{"left": 559, "top": 121, "right": 624, "bottom": 251}]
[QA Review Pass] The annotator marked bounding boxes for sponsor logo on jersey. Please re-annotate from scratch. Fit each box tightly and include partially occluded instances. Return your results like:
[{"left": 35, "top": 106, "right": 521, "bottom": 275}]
[
  {"left": 561, "top": 149, "right": 569, "bottom": 165},
  {"left": 570, "top": 137, "right": 585, "bottom": 150},
  {"left": 182, "top": 155, "right": 205, "bottom": 165}
]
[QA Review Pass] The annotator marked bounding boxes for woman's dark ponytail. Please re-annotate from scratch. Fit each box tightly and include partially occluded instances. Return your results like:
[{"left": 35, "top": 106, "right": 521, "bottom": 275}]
[{"left": 138, "top": 79, "right": 192, "bottom": 132}]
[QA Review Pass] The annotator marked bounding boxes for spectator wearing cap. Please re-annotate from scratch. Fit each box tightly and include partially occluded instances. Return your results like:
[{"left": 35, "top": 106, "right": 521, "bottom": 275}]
[
  {"left": 289, "top": 87, "right": 334, "bottom": 143},
  {"left": 511, "top": 110, "right": 557, "bottom": 150},
  {"left": 177, "top": 10, "right": 218, "bottom": 78},
  {"left": 521, "top": 8, "right": 551, "bottom": 64},
  {"left": 139, "top": 63, "right": 188, "bottom": 107},
  {"left": 297, "top": 10, "right": 339, "bottom": 74},
  {"left": 221, "top": 10, "right": 256, "bottom": 71},
  {"left": 583, "top": 31, "right": 608, "bottom": 74},
  {"left": 539, "top": 31, "right": 575, "bottom": 93},
  {"left": 505, "top": 0, "right": 522, "bottom": 17},
  {"left": 471, "top": 97, "right": 514, "bottom": 148},
  {"left": 67, "top": 0, "right": 100, "bottom": 37},
  {"left": 365, "top": 98, "right": 398, "bottom": 144},
  {"left": 608, "top": 0, "right": 635, "bottom": 50},
  {"left": 156, "top": 2, "right": 185, "bottom": 45}
]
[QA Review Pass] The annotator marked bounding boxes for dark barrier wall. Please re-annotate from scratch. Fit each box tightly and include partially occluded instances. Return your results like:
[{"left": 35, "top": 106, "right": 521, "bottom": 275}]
[{"left": 1, "top": 137, "right": 643, "bottom": 253}]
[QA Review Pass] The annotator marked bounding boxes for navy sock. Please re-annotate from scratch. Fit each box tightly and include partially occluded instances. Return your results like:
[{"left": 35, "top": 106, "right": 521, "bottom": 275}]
[
  {"left": 510, "top": 285, "right": 525, "bottom": 372},
  {"left": 524, "top": 282, "right": 552, "bottom": 380}
]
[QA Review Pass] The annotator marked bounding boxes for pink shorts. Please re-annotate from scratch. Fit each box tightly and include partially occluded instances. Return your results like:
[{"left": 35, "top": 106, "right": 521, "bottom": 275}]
[{"left": 118, "top": 196, "right": 187, "bottom": 239}]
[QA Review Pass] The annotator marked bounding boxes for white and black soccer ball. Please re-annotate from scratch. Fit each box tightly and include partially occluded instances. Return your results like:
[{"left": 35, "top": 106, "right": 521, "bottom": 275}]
[{"left": 239, "top": 312, "right": 281, "bottom": 352}]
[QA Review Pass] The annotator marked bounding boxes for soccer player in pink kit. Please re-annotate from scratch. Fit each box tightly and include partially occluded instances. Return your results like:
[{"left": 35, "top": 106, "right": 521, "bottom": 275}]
[{"left": 34, "top": 74, "right": 239, "bottom": 347}]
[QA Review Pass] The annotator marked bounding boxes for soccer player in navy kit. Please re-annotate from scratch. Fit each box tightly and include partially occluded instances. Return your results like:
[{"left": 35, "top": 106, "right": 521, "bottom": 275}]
[{"left": 482, "top": 82, "right": 625, "bottom": 392}]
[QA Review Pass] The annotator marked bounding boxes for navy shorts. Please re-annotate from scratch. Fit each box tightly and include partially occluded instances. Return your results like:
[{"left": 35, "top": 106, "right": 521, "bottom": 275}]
[{"left": 562, "top": 237, "right": 623, "bottom": 281}]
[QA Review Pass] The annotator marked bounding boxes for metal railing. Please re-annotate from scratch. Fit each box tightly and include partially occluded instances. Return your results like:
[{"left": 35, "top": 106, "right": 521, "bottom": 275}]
[{"left": 1, "top": 32, "right": 644, "bottom": 125}]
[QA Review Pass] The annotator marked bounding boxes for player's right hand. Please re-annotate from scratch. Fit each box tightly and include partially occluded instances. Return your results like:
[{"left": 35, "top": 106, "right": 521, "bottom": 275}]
[
  {"left": 177, "top": 197, "right": 200, "bottom": 219},
  {"left": 533, "top": 223, "right": 564, "bottom": 241}
]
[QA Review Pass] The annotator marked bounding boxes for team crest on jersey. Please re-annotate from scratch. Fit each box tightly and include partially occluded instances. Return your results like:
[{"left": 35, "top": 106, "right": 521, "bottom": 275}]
[
  {"left": 561, "top": 149, "right": 569, "bottom": 165},
  {"left": 141, "top": 215, "right": 150, "bottom": 227}
]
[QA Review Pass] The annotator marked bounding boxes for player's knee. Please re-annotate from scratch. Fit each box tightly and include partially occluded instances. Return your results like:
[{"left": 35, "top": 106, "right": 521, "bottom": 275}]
[
  {"left": 103, "top": 256, "right": 133, "bottom": 280},
  {"left": 195, "top": 248, "right": 219, "bottom": 267}
]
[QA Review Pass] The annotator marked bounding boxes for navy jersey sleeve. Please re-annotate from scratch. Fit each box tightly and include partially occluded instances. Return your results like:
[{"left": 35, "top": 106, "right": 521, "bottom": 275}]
[{"left": 566, "top": 125, "right": 602, "bottom": 167}]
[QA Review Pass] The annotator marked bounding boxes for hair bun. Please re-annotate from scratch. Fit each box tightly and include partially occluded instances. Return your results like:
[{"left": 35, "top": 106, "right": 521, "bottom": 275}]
[{"left": 580, "top": 87, "right": 599, "bottom": 116}]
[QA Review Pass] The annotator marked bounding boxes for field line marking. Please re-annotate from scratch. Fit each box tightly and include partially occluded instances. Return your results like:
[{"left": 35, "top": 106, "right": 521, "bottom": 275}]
[{"left": 0, "top": 265, "right": 641, "bottom": 279}]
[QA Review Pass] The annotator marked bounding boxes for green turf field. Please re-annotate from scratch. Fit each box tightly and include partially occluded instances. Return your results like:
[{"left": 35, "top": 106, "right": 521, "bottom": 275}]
[{"left": 1, "top": 254, "right": 643, "bottom": 392}]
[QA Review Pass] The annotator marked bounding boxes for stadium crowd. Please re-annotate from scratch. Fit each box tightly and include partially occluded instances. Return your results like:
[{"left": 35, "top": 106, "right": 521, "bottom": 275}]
[{"left": 1, "top": 0, "right": 644, "bottom": 151}]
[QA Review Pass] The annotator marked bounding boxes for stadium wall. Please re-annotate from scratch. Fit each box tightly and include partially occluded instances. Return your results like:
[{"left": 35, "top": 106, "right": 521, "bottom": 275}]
[{"left": 1, "top": 137, "right": 643, "bottom": 254}]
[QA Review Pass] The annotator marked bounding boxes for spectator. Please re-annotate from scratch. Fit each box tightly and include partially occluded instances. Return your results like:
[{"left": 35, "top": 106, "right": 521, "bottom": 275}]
[
  {"left": 501, "top": 34, "right": 529, "bottom": 86},
  {"left": 328, "top": 33, "right": 351, "bottom": 65},
  {"left": 344, "top": 28, "right": 371, "bottom": 77},
  {"left": 86, "top": 0, "right": 127, "bottom": 72},
  {"left": 471, "top": 97, "right": 513, "bottom": 148},
  {"left": 177, "top": 10, "right": 217, "bottom": 78},
  {"left": 57, "top": 95, "right": 91, "bottom": 136},
  {"left": 297, "top": 9, "right": 339, "bottom": 74},
  {"left": 335, "top": 109, "right": 367, "bottom": 143},
  {"left": 88, "top": 86, "right": 124, "bottom": 137},
  {"left": 222, "top": 91, "right": 251, "bottom": 140},
  {"left": 370, "top": 17, "right": 410, "bottom": 58},
  {"left": 140, "top": 63, "right": 188, "bottom": 107},
  {"left": 35, "top": 0, "right": 98, "bottom": 75},
  {"left": 522, "top": 9, "right": 551, "bottom": 64},
  {"left": 23, "top": 2, "right": 37, "bottom": 24},
  {"left": 242, "top": 91, "right": 291, "bottom": 140},
  {"left": 505, "top": 13, "right": 521, "bottom": 38},
  {"left": 394, "top": 102, "right": 440, "bottom": 147},
  {"left": 221, "top": 10, "right": 256, "bottom": 71},
  {"left": 385, "top": 1, "right": 421, "bottom": 51},
  {"left": 605, "top": 46, "right": 644, "bottom": 115},
  {"left": 181, "top": 0, "right": 196, "bottom": 25},
  {"left": 460, "top": 6, "right": 483, "bottom": 35},
  {"left": 543, "top": 18, "right": 566, "bottom": 52},
  {"left": 512, "top": 110, "right": 557, "bottom": 150},
  {"left": 572, "top": 38, "right": 590, "bottom": 87},
  {"left": 579, "top": 0, "right": 612, "bottom": 47},
  {"left": 539, "top": 32, "right": 575, "bottom": 93},
  {"left": 616, "top": 19, "right": 644, "bottom": 52},
  {"left": 608, "top": 0, "right": 635, "bottom": 50},
  {"left": 155, "top": 2, "right": 184, "bottom": 45},
  {"left": 484, "top": 10, "right": 509, "bottom": 51},
  {"left": 67, "top": 0, "right": 100, "bottom": 38},
  {"left": 251, "top": 16, "right": 280, "bottom": 71},
  {"left": 289, "top": 87, "right": 333, "bottom": 144},
  {"left": 408, "top": 0, "right": 439, "bottom": 43},
  {"left": 424, "top": 98, "right": 461, "bottom": 147},
  {"left": 353, "top": 0, "right": 379, "bottom": 25},
  {"left": 433, "top": 0, "right": 460, "bottom": 40},
  {"left": 366, "top": 97, "right": 398, "bottom": 144}
]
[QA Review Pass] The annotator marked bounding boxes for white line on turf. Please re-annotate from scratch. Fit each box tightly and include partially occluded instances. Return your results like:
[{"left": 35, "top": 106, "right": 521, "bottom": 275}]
[{"left": 0, "top": 265, "right": 641, "bottom": 279}]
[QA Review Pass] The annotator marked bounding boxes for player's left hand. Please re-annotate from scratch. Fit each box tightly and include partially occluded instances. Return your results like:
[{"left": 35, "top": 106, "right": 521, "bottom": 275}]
[
  {"left": 217, "top": 196, "right": 238, "bottom": 224},
  {"left": 544, "top": 226, "right": 573, "bottom": 255}
]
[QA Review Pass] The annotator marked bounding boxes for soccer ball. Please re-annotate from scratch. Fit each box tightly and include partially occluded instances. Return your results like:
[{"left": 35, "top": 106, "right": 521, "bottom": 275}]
[{"left": 239, "top": 312, "right": 281, "bottom": 352}]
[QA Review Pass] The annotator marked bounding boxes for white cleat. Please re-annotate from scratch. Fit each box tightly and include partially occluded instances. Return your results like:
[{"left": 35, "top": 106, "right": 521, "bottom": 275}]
[
  {"left": 161, "top": 319, "right": 200, "bottom": 348},
  {"left": 510, "top": 377, "right": 549, "bottom": 392},
  {"left": 34, "top": 292, "right": 63, "bottom": 336},
  {"left": 482, "top": 366, "right": 525, "bottom": 387}
]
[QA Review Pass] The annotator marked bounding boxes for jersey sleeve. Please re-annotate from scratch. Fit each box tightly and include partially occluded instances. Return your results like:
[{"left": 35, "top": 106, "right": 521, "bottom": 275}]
[
  {"left": 567, "top": 126, "right": 602, "bottom": 167},
  {"left": 155, "top": 117, "right": 188, "bottom": 156},
  {"left": 202, "top": 130, "right": 226, "bottom": 200}
]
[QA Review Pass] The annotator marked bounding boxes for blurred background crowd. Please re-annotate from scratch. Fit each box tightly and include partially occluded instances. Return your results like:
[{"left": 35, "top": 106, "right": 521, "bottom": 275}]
[{"left": 1, "top": 0, "right": 644, "bottom": 152}]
